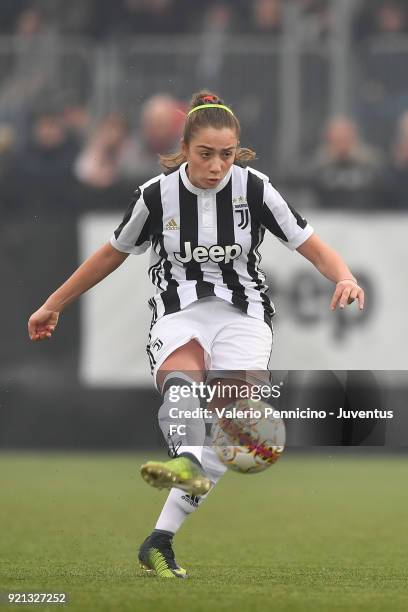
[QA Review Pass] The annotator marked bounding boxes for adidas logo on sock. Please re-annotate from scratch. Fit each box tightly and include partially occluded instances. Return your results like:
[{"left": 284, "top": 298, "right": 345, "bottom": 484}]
[
  {"left": 181, "top": 494, "right": 200, "bottom": 507},
  {"left": 165, "top": 218, "right": 179, "bottom": 230}
]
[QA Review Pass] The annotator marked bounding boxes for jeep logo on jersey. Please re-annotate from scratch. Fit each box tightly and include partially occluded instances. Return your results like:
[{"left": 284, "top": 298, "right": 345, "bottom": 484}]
[{"left": 174, "top": 241, "right": 242, "bottom": 264}]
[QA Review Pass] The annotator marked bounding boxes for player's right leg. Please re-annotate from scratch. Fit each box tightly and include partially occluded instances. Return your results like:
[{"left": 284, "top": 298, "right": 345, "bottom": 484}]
[
  {"left": 139, "top": 339, "right": 216, "bottom": 577},
  {"left": 141, "top": 339, "right": 211, "bottom": 496}
]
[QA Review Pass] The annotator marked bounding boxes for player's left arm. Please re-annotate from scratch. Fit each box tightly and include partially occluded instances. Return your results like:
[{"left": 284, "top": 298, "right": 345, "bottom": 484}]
[{"left": 296, "top": 233, "right": 365, "bottom": 311}]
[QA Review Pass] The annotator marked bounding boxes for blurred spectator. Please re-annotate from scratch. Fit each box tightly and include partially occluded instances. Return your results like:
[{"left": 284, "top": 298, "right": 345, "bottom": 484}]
[
  {"left": 75, "top": 112, "right": 142, "bottom": 188},
  {"left": 125, "top": 94, "right": 184, "bottom": 181},
  {"left": 382, "top": 111, "right": 408, "bottom": 209},
  {"left": 377, "top": 1, "right": 407, "bottom": 35},
  {"left": 0, "top": 0, "right": 30, "bottom": 34},
  {"left": 196, "top": 4, "right": 237, "bottom": 87},
  {"left": 354, "top": 1, "right": 408, "bottom": 150},
  {"left": 203, "top": 2, "right": 237, "bottom": 33},
  {"left": 0, "top": 7, "right": 59, "bottom": 123},
  {"left": 354, "top": 1, "right": 408, "bottom": 43},
  {"left": 15, "top": 6, "right": 43, "bottom": 36},
  {"left": 298, "top": 0, "right": 330, "bottom": 41},
  {"left": 62, "top": 101, "right": 91, "bottom": 147},
  {"left": 33, "top": 0, "right": 95, "bottom": 36},
  {"left": 243, "top": 0, "right": 282, "bottom": 36},
  {"left": 12, "top": 111, "right": 79, "bottom": 178},
  {"left": 0, "top": 111, "right": 79, "bottom": 219},
  {"left": 304, "top": 116, "right": 384, "bottom": 209}
]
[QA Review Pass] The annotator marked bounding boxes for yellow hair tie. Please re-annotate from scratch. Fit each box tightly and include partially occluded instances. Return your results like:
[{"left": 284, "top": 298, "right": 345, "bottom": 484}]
[{"left": 187, "top": 103, "right": 234, "bottom": 117}]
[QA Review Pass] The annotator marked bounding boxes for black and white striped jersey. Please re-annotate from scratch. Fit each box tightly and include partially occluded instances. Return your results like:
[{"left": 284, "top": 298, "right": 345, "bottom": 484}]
[{"left": 110, "top": 162, "right": 313, "bottom": 328}]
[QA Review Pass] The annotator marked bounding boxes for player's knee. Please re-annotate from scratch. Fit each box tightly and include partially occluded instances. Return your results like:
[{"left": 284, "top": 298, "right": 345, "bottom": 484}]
[{"left": 158, "top": 371, "right": 205, "bottom": 450}]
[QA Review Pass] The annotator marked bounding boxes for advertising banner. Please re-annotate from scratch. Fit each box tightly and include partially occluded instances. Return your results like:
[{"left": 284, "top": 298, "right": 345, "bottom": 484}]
[{"left": 79, "top": 212, "right": 408, "bottom": 386}]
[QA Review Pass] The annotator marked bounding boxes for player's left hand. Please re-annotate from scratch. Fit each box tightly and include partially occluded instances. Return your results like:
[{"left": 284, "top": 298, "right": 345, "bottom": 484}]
[{"left": 330, "top": 279, "right": 364, "bottom": 311}]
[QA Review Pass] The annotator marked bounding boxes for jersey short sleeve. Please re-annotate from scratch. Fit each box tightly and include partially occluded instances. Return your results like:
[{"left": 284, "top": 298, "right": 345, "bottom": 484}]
[
  {"left": 262, "top": 181, "right": 314, "bottom": 250},
  {"left": 110, "top": 187, "right": 151, "bottom": 255}
]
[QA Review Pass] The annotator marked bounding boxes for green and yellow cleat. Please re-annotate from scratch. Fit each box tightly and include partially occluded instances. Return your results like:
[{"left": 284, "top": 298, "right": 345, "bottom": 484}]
[
  {"left": 140, "top": 456, "right": 211, "bottom": 496},
  {"left": 138, "top": 532, "right": 187, "bottom": 578}
]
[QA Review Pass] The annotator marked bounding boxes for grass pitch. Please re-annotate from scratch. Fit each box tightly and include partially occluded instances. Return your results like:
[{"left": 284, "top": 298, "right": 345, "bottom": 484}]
[{"left": 1, "top": 452, "right": 407, "bottom": 612}]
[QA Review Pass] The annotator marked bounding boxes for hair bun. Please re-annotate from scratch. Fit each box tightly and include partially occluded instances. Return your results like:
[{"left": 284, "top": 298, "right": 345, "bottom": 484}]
[{"left": 201, "top": 95, "right": 219, "bottom": 104}]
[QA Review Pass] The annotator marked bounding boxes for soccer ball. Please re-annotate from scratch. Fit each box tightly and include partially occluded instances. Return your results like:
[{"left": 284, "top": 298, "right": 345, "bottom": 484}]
[{"left": 211, "top": 399, "right": 285, "bottom": 474}]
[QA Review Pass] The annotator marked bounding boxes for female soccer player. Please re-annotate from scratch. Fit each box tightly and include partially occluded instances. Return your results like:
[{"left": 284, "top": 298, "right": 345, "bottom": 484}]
[{"left": 28, "top": 90, "right": 364, "bottom": 579}]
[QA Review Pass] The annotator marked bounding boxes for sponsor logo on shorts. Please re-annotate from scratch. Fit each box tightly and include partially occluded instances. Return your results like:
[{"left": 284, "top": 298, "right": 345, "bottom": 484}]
[
  {"left": 174, "top": 241, "right": 242, "bottom": 264},
  {"left": 151, "top": 337, "right": 163, "bottom": 352}
]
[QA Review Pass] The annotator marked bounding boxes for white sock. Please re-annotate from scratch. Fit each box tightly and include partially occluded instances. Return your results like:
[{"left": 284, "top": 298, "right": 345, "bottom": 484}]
[
  {"left": 154, "top": 374, "right": 228, "bottom": 534},
  {"left": 158, "top": 371, "right": 206, "bottom": 465},
  {"left": 155, "top": 486, "right": 208, "bottom": 533},
  {"left": 154, "top": 446, "right": 226, "bottom": 534}
]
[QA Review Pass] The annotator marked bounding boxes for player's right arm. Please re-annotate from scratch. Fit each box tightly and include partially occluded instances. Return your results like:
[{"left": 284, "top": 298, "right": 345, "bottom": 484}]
[{"left": 28, "top": 243, "right": 128, "bottom": 341}]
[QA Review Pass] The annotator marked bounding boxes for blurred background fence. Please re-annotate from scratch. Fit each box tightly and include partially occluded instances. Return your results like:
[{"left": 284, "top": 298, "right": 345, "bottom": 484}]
[{"left": 1, "top": 0, "right": 407, "bottom": 449}]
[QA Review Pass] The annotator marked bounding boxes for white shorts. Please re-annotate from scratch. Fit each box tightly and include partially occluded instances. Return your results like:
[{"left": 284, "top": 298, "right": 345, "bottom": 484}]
[{"left": 146, "top": 297, "right": 273, "bottom": 391}]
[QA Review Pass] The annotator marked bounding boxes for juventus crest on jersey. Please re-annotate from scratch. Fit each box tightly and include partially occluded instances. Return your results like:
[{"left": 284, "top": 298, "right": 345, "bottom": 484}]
[{"left": 110, "top": 162, "right": 313, "bottom": 328}]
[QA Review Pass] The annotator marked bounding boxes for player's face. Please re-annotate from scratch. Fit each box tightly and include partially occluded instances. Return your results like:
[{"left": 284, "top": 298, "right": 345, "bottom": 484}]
[{"left": 183, "top": 127, "right": 238, "bottom": 189}]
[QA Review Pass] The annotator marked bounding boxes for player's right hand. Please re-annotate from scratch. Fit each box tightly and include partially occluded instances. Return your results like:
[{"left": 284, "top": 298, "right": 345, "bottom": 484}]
[{"left": 28, "top": 306, "right": 59, "bottom": 341}]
